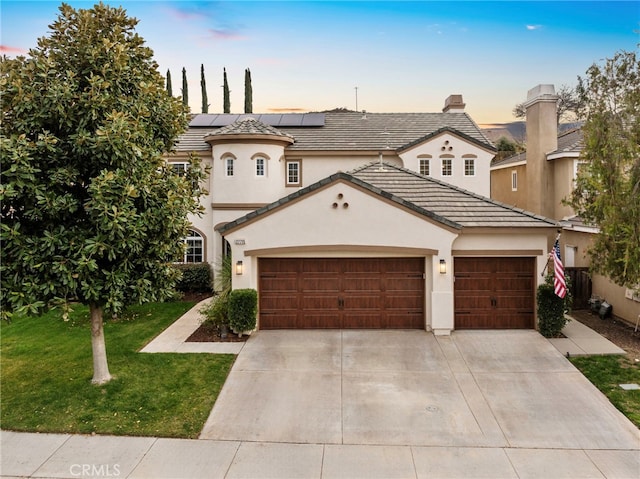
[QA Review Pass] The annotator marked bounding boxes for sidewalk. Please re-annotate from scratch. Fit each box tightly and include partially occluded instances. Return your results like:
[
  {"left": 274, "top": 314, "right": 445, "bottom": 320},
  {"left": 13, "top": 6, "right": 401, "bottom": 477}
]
[
  {"left": 140, "top": 297, "right": 245, "bottom": 355},
  {"left": 548, "top": 314, "right": 626, "bottom": 357}
]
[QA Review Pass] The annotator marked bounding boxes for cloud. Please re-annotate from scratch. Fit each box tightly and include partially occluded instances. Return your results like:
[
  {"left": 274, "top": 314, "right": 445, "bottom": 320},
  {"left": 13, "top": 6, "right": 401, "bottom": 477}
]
[
  {"left": 526, "top": 24, "right": 543, "bottom": 31},
  {"left": 0, "top": 45, "right": 26, "bottom": 55},
  {"left": 207, "top": 28, "right": 247, "bottom": 41}
]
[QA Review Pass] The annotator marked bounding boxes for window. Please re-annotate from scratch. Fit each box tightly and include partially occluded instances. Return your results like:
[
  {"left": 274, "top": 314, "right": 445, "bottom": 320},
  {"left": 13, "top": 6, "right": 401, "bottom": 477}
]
[
  {"left": 511, "top": 170, "right": 518, "bottom": 191},
  {"left": 255, "top": 157, "right": 266, "bottom": 177},
  {"left": 441, "top": 158, "right": 452, "bottom": 176},
  {"left": 286, "top": 160, "right": 301, "bottom": 186},
  {"left": 419, "top": 159, "right": 430, "bottom": 176},
  {"left": 225, "top": 157, "right": 234, "bottom": 177},
  {"left": 182, "top": 230, "right": 204, "bottom": 263},
  {"left": 170, "top": 162, "right": 189, "bottom": 176},
  {"left": 464, "top": 158, "right": 475, "bottom": 176}
]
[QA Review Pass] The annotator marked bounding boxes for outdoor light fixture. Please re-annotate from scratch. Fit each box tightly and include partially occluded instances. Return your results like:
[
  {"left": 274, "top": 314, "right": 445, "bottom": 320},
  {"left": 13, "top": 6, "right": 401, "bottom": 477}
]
[
  {"left": 235, "top": 260, "right": 243, "bottom": 275},
  {"left": 439, "top": 259, "right": 447, "bottom": 274}
]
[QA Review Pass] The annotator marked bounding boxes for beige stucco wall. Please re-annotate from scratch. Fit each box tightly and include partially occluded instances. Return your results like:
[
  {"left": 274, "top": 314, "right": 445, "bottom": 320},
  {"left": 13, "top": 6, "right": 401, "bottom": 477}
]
[
  {"left": 551, "top": 156, "right": 580, "bottom": 219},
  {"left": 592, "top": 274, "right": 640, "bottom": 326},
  {"left": 399, "top": 131, "right": 494, "bottom": 197},
  {"left": 490, "top": 164, "right": 527, "bottom": 209}
]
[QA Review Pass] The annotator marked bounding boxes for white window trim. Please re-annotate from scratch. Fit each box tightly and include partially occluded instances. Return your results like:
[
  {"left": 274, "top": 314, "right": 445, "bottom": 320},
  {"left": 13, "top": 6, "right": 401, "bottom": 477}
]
[
  {"left": 181, "top": 230, "right": 204, "bottom": 263},
  {"left": 441, "top": 157, "right": 452, "bottom": 177},
  {"left": 225, "top": 157, "right": 234, "bottom": 177},
  {"left": 419, "top": 158, "right": 430, "bottom": 176},
  {"left": 255, "top": 157, "right": 267, "bottom": 177},
  {"left": 286, "top": 160, "right": 301, "bottom": 186},
  {"left": 464, "top": 158, "right": 475, "bottom": 177},
  {"left": 511, "top": 170, "right": 518, "bottom": 191}
]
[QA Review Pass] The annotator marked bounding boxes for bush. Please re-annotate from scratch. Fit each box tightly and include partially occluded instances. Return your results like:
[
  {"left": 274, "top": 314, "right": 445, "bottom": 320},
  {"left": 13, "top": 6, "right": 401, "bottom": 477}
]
[
  {"left": 537, "top": 275, "right": 571, "bottom": 338},
  {"left": 228, "top": 289, "right": 257, "bottom": 335},
  {"left": 173, "top": 263, "right": 213, "bottom": 293},
  {"left": 199, "top": 295, "right": 229, "bottom": 329}
]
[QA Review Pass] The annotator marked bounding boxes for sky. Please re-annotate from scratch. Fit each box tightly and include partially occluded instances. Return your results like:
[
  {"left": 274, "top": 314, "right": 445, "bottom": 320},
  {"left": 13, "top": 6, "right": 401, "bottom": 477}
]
[{"left": 1, "top": 1, "right": 638, "bottom": 124}]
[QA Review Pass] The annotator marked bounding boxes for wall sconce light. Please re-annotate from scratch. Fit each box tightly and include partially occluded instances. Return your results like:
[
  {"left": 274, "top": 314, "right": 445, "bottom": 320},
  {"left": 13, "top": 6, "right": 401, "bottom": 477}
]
[
  {"left": 439, "top": 259, "right": 447, "bottom": 274},
  {"left": 235, "top": 260, "right": 243, "bottom": 275}
]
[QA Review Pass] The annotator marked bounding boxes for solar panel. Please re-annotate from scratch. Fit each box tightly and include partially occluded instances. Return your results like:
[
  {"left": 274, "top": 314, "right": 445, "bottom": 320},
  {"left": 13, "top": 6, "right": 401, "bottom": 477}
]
[{"left": 188, "top": 113, "right": 325, "bottom": 127}]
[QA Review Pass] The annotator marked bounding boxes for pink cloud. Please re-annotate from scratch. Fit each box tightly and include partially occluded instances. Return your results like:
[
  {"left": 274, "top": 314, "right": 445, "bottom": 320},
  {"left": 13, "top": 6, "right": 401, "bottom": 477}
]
[
  {"left": 207, "top": 28, "right": 247, "bottom": 41},
  {"left": 0, "top": 45, "right": 26, "bottom": 55}
]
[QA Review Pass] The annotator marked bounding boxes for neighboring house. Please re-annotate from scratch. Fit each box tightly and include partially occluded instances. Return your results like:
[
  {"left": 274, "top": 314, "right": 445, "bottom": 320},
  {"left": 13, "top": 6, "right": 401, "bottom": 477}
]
[
  {"left": 169, "top": 94, "right": 559, "bottom": 334},
  {"left": 491, "top": 84, "right": 640, "bottom": 324}
]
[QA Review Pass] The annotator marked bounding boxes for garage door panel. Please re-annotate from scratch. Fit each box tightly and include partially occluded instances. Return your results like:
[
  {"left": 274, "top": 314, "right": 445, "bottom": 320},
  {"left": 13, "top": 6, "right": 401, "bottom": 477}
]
[
  {"left": 454, "top": 257, "right": 535, "bottom": 329},
  {"left": 259, "top": 258, "right": 424, "bottom": 329}
]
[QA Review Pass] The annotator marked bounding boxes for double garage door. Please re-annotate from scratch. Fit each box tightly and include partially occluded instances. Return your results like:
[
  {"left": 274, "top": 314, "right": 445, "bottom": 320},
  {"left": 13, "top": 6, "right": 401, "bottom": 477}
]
[
  {"left": 258, "top": 256, "right": 535, "bottom": 330},
  {"left": 259, "top": 258, "right": 424, "bottom": 329}
]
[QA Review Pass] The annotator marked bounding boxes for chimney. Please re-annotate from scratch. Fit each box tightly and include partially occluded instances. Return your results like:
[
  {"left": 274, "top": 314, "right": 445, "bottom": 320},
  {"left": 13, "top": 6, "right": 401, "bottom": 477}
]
[
  {"left": 442, "top": 94, "right": 465, "bottom": 113},
  {"left": 524, "top": 84, "right": 558, "bottom": 219}
]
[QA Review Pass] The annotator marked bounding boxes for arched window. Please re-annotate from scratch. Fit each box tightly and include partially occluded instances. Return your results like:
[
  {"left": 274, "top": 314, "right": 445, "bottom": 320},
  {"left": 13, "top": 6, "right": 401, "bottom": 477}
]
[{"left": 183, "top": 230, "right": 204, "bottom": 263}]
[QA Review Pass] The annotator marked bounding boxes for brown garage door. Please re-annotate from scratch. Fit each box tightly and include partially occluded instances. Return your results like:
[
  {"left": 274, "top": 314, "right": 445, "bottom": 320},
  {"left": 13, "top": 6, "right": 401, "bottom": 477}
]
[
  {"left": 454, "top": 257, "right": 535, "bottom": 329},
  {"left": 259, "top": 258, "right": 424, "bottom": 329}
]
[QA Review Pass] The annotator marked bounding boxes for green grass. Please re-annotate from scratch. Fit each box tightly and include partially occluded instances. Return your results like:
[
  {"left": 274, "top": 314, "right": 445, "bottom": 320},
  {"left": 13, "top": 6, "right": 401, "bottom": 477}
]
[
  {"left": 1, "top": 302, "right": 235, "bottom": 438},
  {"left": 571, "top": 355, "right": 640, "bottom": 428}
]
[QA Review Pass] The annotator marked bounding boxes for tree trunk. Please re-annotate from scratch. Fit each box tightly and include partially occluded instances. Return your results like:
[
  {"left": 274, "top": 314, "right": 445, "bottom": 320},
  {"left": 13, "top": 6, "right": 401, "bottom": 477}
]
[{"left": 90, "top": 303, "right": 112, "bottom": 385}]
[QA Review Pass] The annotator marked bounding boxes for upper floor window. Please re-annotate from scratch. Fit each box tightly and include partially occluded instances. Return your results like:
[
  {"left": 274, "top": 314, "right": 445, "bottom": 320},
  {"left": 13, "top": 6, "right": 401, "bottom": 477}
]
[
  {"left": 511, "top": 170, "right": 518, "bottom": 191},
  {"left": 286, "top": 160, "right": 301, "bottom": 186},
  {"left": 464, "top": 158, "right": 475, "bottom": 176},
  {"left": 170, "top": 162, "right": 189, "bottom": 176},
  {"left": 441, "top": 157, "right": 452, "bottom": 177},
  {"left": 182, "top": 230, "right": 204, "bottom": 263},
  {"left": 255, "top": 157, "right": 266, "bottom": 177},
  {"left": 419, "top": 158, "right": 430, "bottom": 176},
  {"left": 225, "top": 157, "right": 234, "bottom": 177}
]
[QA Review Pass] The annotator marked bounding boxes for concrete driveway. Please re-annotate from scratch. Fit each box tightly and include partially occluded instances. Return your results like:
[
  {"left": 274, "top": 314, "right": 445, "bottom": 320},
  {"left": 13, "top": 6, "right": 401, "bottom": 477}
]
[{"left": 200, "top": 330, "right": 638, "bottom": 451}]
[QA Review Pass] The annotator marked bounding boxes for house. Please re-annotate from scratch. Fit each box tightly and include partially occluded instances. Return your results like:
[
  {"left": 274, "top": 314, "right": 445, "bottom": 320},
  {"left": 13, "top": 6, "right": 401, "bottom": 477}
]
[
  {"left": 170, "top": 95, "right": 558, "bottom": 334},
  {"left": 490, "top": 84, "right": 640, "bottom": 324}
]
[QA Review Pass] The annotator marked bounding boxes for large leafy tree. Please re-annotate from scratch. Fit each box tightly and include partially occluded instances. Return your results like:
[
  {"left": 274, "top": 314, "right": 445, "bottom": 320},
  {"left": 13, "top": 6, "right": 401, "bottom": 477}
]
[
  {"left": 569, "top": 49, "right": 640, "bottom": 289},
  {"left": 513, "top": 84, "right": 582, "bottom": 124},
  {"left": 0, "top": 3, "right": 207, "bottom": 384}
]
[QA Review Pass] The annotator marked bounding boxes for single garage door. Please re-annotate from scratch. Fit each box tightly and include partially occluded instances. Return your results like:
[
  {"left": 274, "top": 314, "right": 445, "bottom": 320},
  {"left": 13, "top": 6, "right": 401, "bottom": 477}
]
[
  {"left": 259, "top": 258, "right": 424, "bottom": 329},
  {"left": 454, "top": 257, "right": 535, "bottom": 329}
]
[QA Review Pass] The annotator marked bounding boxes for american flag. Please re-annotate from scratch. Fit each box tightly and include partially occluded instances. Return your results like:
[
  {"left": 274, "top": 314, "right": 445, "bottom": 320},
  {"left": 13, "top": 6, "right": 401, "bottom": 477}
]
[{"left": 552, "top": 239, "right": 567, "bottom": 299}]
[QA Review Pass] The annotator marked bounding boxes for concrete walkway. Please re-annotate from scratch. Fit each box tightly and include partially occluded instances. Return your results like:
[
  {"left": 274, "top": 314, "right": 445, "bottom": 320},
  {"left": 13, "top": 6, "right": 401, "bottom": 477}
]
[
  {"left": 2, "top": 304, "right": 638, "bottom": 479},
  {"left": 548, "top": 315, "right": 626, "bottom": 357}
]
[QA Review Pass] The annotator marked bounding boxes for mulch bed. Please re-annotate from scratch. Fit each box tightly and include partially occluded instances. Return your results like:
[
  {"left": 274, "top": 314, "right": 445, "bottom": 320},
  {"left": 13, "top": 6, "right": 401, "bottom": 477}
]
[{"left": 186, "top": 322, "right": 249, "bottom": 343}]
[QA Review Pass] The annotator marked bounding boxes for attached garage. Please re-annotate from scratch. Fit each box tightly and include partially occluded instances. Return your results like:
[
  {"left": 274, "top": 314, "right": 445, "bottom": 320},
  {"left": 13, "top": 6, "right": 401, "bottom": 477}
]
[
  {"left": 454, "top": 257, "right": 535, "bottom": 329},
  {"left": 259, "top": 258, "right": 425, "bottom": 329}
]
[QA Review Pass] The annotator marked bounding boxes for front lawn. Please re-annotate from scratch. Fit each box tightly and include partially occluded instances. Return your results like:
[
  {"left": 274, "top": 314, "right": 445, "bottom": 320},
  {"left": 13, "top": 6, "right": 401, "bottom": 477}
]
[
  {"left": 0, "top": 302, "right": 235, "bottom": 438},
  {"left": 571, "top": 355, "right": 640, "bottom": 428}
]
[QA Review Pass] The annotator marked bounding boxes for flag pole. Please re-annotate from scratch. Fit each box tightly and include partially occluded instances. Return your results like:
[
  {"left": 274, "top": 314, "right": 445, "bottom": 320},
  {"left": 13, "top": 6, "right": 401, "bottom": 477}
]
[{"left": 541, "top": 230, "right": 562, "bottom": 277}]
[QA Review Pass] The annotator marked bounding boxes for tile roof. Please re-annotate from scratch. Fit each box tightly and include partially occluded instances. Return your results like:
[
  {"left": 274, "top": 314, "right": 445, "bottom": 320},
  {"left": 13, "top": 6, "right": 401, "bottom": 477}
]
[
  {"left": 217, "top": 162, "right": 557, "bottom": 234},
  {"left": 550, "top": 128, "right": 584, "bottom": 155},
  {"left": 175, "top": 112, "right": 495, "bottom": 153},
  {"left": 351, "top": 163, "right": 557, "bottom": 228},
  {"left": 205, "top": 117, "right": 294, "bottom": 141}
]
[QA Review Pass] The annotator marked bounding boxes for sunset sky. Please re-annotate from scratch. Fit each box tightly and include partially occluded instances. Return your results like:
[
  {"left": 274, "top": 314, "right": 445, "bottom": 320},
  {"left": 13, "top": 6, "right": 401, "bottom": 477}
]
[{"left": 2, "top": 1, "right": 638, "bottom": 123}]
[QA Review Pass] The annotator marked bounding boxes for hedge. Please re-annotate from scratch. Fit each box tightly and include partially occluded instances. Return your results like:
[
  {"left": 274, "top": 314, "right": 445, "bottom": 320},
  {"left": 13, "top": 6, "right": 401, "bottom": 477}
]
[{"left": 173, "top": 263, "right": 213, "bottom": 292}]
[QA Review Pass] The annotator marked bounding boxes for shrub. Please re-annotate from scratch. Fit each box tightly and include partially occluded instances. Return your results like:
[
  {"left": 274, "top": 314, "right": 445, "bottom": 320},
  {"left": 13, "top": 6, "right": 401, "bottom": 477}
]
[
  {"left": 228, "top": 289, "right": 257, "bottom": 335},
  {"left": 173, "top": 263, "right": 213, "bottom": 293},
  {"left": 199, "top": 295, "right": 229, "bottom": 329},
  {"left": 537, "top": 274, "right": 571, "bottom": 338}
]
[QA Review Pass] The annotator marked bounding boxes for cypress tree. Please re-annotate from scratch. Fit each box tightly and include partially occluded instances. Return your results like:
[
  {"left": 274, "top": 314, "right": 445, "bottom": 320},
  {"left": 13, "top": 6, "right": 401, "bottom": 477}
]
[
  {"left": 166, "top": 68, "right": 172, "bottom": 96},
  {"left": 200, "top": 64, "right": 208, "bottom": 113},
  {"left": 244, "top": 68, "right": 253, "bottom": 113},
  {"left": 223, "top": 67, "right": 230, "bottom": 113},
  {"left": 181, "top": 67, "right": 188, "bottom": 108}
]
